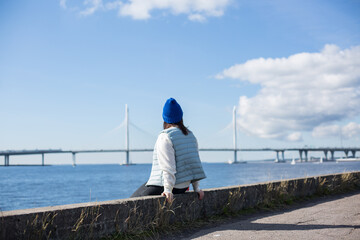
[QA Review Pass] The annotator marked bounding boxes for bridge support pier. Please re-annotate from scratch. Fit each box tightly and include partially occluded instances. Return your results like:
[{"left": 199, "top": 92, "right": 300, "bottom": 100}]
[
  {"left": 330, "top": 151, "right": 335, "bottom": 161},
  {"left": 125, "top": 151, "right": 130, "bottom": 165},
  {"left": 4, "top": 155, "right": 9, "bottom": 166},
  {"left": 72, "top": 153, "right": 76, "bottom": 166},
  {"left": 42, "top": 153, "right": 45, "bottom": 166},
  {"left": 234, "top": 150, "right": 237, "bottom": 163},
  {"left": 344, "top": 150, "right": 349, "bottom": 158},
  {"left": 275, "top": 151, "right": 285, "bottom": 162},
  {"left": 299, "top": 150, "right": 303, "bottom": 162},
  {"left": 323, "top": 150, "right": 328, "bottom": 161},
  {"left": 351, "top": 150, "right": 356, "bottom": 158},
  {"left": 304, "top": 150, "right": 308, "bottom": 162}
]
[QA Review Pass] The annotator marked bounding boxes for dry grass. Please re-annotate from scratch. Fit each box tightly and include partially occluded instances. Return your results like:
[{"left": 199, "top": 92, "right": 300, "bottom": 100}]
[
  {"left": 24, "top": 212, "right": 58, "bottom": 239},
  {"left": 222, "top": 187, "right": 243, "bottom": 216},
  {"left": 151, "top": 199, "right": 178, "bottom": 228},
  {"left": 110, "top": 199, "right": 182, "bottom": 240},
  {"left": 71, "top": 203, "right": 102, "bottom": 239}
]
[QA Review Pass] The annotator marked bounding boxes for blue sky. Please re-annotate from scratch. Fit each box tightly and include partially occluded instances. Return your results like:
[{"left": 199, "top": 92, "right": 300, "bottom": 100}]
[{"left": 1, "top": 0, "right": 360, "bottom": 164}]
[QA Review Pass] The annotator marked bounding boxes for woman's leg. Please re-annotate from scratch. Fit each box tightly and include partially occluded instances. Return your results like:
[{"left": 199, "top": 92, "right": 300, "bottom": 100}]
[
  {"left": 131, "top": 184, "right": 188, "bottom": 197},
  {"left": 130, "top": 183, "right": 163, "bottom": 197},
  {"left": 172, "top": 187, "right": 188, "bottom": 194}
]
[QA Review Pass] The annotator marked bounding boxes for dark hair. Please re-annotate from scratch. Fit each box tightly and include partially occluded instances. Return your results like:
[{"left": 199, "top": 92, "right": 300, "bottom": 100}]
[{"left": 163, "top": 119, "right": 189, "bottom": 135}]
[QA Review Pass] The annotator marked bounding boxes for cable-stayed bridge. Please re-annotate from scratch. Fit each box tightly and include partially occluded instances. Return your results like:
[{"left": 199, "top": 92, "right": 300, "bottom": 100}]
[
  {"left": 1, "top": 147, "right": 359, "bottom": 166},
  {"left": 1, "top": 105, "right": 359, "bottom": 166},
  {"left": 0, "top": 148, "right": 360, "bottom": 166}
]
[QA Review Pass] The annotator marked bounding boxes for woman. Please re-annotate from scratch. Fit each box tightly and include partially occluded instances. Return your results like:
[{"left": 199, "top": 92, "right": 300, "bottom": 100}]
[{"left": 131, "top": 98, "right": 206, "bottom": 201}]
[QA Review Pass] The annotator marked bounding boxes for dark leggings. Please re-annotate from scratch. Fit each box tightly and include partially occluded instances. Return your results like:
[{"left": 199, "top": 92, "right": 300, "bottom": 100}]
[{"left": 130, "top": 182, "right": 188, "bottom": 198}]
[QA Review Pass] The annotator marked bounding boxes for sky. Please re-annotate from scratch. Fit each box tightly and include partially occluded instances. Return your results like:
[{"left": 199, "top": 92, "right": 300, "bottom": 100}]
[{"left": 0, "top": 0, "right": 360, "bottom": 164}]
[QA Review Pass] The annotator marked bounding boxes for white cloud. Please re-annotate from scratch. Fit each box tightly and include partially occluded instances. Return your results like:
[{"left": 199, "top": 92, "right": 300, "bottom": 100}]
[
  {"left": 342, "top": 122, "right": 360, "bottom": 138},
  {"left": 118, "top": 0, "right": 230, "bottom": 20},
  {"left": 286, "top": 132, "right": 302, "bottom": 142},
  {"left": 312, "top": 124, "right": 341, "bottom": 138},
  {"left": 188, "top": 14, "right": 206, "bottom": 22},
  {"left": 218, "top": 44, "right": 360, "bottom": 141},
  {"left": 80, "top": 0, "right": 104, "bottom": 16},
  {"left": 105, "top": 1, "right": 122, "bottom": 10},
  {"left": 60, "top": 0, "right": 67, "bottom": 9},
  {"left": 61, "top": 0, "right": 231, "bottom": 21},
  {"left": 313, "top": 122, "right": 360, "bottom": 139}
]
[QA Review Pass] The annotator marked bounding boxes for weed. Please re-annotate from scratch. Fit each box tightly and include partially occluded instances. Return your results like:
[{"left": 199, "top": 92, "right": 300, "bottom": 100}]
[
  {"left": 23, "top": 212, "right": 58, "bottom": 239},
  {"left": 222, "top": 187, "right": 243, "bottom": 216},
  {"left": 72, "top": 203, "right": 103, "bottom": 239}
]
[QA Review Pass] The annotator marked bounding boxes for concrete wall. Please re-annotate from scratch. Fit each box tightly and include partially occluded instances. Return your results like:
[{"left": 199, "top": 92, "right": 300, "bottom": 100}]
[{"left": 1, "top": 171, "right": 360, "bottom": 239}]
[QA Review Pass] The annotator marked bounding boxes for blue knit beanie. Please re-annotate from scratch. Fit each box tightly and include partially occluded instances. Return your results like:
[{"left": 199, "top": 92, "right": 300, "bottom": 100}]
[{"left": 162, "top": 98, "right": 183, "bottom": 123}]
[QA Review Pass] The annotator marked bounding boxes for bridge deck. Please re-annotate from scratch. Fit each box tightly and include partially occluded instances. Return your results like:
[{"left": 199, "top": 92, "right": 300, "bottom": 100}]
[{"left": 1, "top": 147, "right": 359, "bottom": 156}]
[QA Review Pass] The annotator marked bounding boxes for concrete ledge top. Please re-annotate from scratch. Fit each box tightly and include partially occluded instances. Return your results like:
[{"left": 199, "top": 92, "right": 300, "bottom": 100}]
[{"left": 1, "top": 195, "right": 165, "bottom": 217}]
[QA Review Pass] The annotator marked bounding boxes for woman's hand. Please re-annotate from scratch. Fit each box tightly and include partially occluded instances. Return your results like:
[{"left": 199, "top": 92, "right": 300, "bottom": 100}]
[
  {"left": 197, "top": 190, "right": 204, "bottom": 200},
  {"left": 162, "top": 192, "right": 174, "bottom": 202}
]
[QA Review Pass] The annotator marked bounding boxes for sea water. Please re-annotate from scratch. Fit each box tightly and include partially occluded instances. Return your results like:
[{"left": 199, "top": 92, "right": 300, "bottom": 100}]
[{"left": 1, "top": 161, "right": 360, "bottom": 211}]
